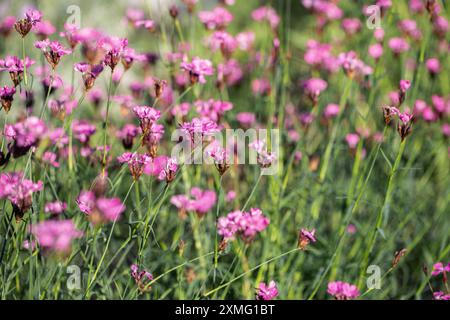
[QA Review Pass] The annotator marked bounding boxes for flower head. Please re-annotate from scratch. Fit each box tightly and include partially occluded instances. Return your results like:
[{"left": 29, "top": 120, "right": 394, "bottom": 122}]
[
  {"left": 303, "top": 78, "right": 327, "bottom": 106},
  {"left": 0, "top": 85, "right": 16, "bottom": 113},
  {"left": 218, "top": 208, "right": 269, "bottom": 243},
  {"left": 181, "top": 57, "right": 214, "bottom": 84},
  {"left": 256, "top": 281, "right": 279, "bottom": 300},
  {"left": 35, "top": 39, "right": 71, "bottom": 69},
  {"left": 14, "top": 9, "right": 42, "bottom": 37},
  {"left": 44, "top": 201, "right": 67, "bottom": 215},
  {"left": 431, "top": 262, "right": 450, "bottom": 276},
  {"left": 130, "top": 264, "right": 153, "bottom": 293},
  {"left": 0, "top": 56, "right": 35, "bottom": 86},
  {"left": 198, "top": 7, "right": 233, "bottom": 30},
  {"left": 31, "top": 219, "right": 82, "bottom": 254},
  {"left": 297, "top": 228, "right": 317, "bottom": 250},
  {"left": 327, "top": 281, "right": 360, "bottom": 300},
  {"left": 117, "top": 152, "right": 152, "bottom": 181},
  {"left": 249, "top": 140, "right": 276, "bottom": 168},
  {"left": 133, "top": 106, "right": 161, "bottom": 137},
  {"left": 77, "top": 191, "right": 126, "bottom": 224},
  {"left": 74, "top": 62, "right": 104, "bottom": 91},
  {"left": 171, "top": 187, "right": 217, "bottom": 218}
]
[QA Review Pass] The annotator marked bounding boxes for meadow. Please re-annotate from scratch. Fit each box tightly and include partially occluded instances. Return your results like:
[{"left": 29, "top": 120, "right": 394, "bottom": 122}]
[{"left": 0, "top": 0, "right": 449, "bottom": 300}]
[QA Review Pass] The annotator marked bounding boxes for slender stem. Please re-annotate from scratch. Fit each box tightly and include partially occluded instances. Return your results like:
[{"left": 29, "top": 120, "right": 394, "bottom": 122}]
[
  {"left": 357, "top": 138, "right": 406, "bottom": 288},
  {"left": 101, "top": 71, "right": 114, "bottom": 177},
  {"left": 213, "top": 175, "right": 223, "bottom": 283},
  {"left": 22, "top": 38, "right": 28, "bottom": 87},
  {"left": 204, "top": 248, "right": 300, "bottom": 297},
  {"left": 242, "top": 173, "right": 263, "bottom": 212}
]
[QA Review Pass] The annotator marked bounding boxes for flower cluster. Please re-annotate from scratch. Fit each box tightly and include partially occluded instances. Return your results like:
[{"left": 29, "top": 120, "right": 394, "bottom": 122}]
[
  {"left": 130, "top": 264, "right": 153, "bottom": 293},
  {"left": 31, "top": 220, "right": 82, "bottom": 254},
  {"left": 218, "top": 208, "right": 269, "bottom": 243},
  {"left": 256, "top": 281, "right": 279, "bottom": 300},
  {"left": 327, "top": 281, "right": 360, "bottom": 300},
  {"left": 76, "top": 191, "right": 126, "bottom": 224},
  {"left": 171, "top": 187, "right": 217, "bottom": 218}
]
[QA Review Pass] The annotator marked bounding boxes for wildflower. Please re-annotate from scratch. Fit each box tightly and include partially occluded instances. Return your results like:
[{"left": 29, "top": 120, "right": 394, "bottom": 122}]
[
  {"left": 4, "top": 116, "right": 47, "bottom": 158},
  {"left": 35, "top": 39, "right": 71, "bottom": 69},
  {"left": 368, "top": 43, "right": 383, "bottom": 61},
  {"left": 181, "top": 57, "right": 214, "bottom": 85},
  {"left": 327, "top": 281, "right": 360, "bottom": 300},
  {"left": 14, "top": 9, "right": 42, "bottom": 37},
  {"left": 76, "top": 191, "right": 126, "bottom": 224},
  {"left": 133, "top": 106, "right": 161, "bottom": 137},
  {"left": 0, "top": 172, "right": 43, "bottom": 220},
  {"left": 206, "top": 144, "right": 230, "bottom": 176},
  {"left": 207, "top": 31, "right": 237, "bottom": 58},
  {"left": 225, "top": 191, "right": 236, "bottom": 202},
  {"left": 117, "top": 152, "right": 152, "bottom": 181},
  {"left": 303, "top": 78, "right": 327, "bottom": 106},
  {"left": 382, "top": 105, "right": 400, "bottom": 125},
  {"left": 74, "top": 62, "right": 104, "bottom": 91},
  {"left": 434, "top": 292, "right": 450, "bottom": 300},
  {"left": 72, "top": 119, "right": 96, "bottom": 145},
  {"left": 324, "top": 103, "right": 339, "bottom": 119},
  {"left": 218, "top": 208, "right": 269, "bottom": 243},
  {"left": 425, "top": 58, "right": 440, "bottom": 76},
  {"left": 345, "top": 133, "right": 360, "bottom": 149},
  {"left": 42, "top": 151, "right": 60, "bottom": 168},
  {"left": 249, "top": 139, "right": 276, "bottom": 168},
  {"left": 31, "top": 220, "right": 83, "bottom": 254},
  {"left": 135, "top": 20, "right": 156, "bottom": 32},
  {"left": 251, "top": 6, "right": 280, "bottom": 29},
  {"left": 60, "top": 23, "right": 82, "bottom": 49},
  {"left": 121, "top": 47, "right": 145, "bottom": 70},
  {"left": 236, "top": 32, "right": 255, "bottom": 51},
  {"left": 251, "top": 78, "right": 271, "bottom": 96},
  {"left": 158, "top": 157, "right": 178, "bottom": 183},
  {"left": 297, "top": 228, "right": 317, "bottom": 250},
  {"left": 0, "top": 16, "right": 16, "bottom": 37},
  {"left": 397, "top": 111, "right": 413, "bottom": 141},
  {"left": 33, "top": 20, "right": 56, "bottom": 39},
  {"left": 195, "top": 99, "right": 233, "bottom": 122},
  {"left": 0, "top": 85, "right": 16, "bottom": 113},
  {"left": 44, "top": 201, "right": 67, "bottom": 215},
  {"left": 399, "top": 80, "right": 411, "bottom": 104},
  {"left": 0, "top": 55, "right": 35, "bottom": 87},
  {"left": 236, "top": 112, "right": 256, "bottom": 127},
  {"left": 388, "top": 37, "right": 410, "bottom": 56},
  {"left": 217, "top": 59, "right": 243, "bottom": 87},
  {"left": 338, "top": 51, "right": 372, "bottom": 79},
  {"left": 347, "top": 224, "right": 357, "bottom": 234},
  {"left": 101, "top": 37, "right": 128, "bottom": 71},
  {"left": 143, "top": 123, "right": 165, "bottom": 157},
  {"left": 341, "top": 18, "right": 361, "bottom": 35},
  {"left": 116, "top": 124, "right": 140, "bottom": 150},
  {"left": 180, "top": 118, "right": 220, "bottom": 143},
  {"left": 171, "top": 187, "right": 217, "bottom": 218},
  {"left": 198, "top": 7, "right": 233, "bottom": 30},
  {"left": 256, "top": 281, "right": 279, "bottom": 300},
  {"left": 431, "top": 262, "right": 450, "bottom": 276},
  {"left": 131, "top": 264, "right": 153, "bottom": 293}
]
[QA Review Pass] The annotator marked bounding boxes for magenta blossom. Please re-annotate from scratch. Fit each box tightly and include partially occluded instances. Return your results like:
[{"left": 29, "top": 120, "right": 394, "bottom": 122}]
[
  {"left": 171, "top": 187, "right": 217, "bottom": 217},
  {"left": 100, "top": 37, "right": 128, "bottom": 70},
  {"left": 35, "top": 39, "right": 71, "bottom": 69},
  {"left": 44, "top": 201, "right": 67, "bottom": 215},
  {"left": 0, "top": 172, "right": 43, "bottom": 220},
  {"left": 431, "top": 262, "right": 450, "bottom": 276},
  {"left": 0, "top": 55, "right": 35, "bottom": 86},
  {"left": 131, "top": 264, "right": 153, "bottom": 292},
  {"left": 4, "top": 116, "right": 47, "bottom": 158},
  {"left": 256, "top": 281, "right": 279, "bottom": 300},
  {"left": 180, "top": 118, "right": 220, "bottom": 142},
  {"left": 303, "top": 78, "right": 327, "bottom": 106},
  {"left": 218, "top": 208, "right": 269, "bottom": 243},
  {"left": 14, "top": 9, "right": 42, "bottom": 37},
  {"left": 249, "top": 140, "right": 276, "bottom": 168},
  {"left": 116, "top": 124, "right": 140, "bottom": 150},
  {"left": 251, "top": 6, "right": 280, "bottom": 29},
  {"left": 345, "top": 133, "right": 360, "bottom": 149},
  {"left": 388, "top": 37, "right": 410, "bottom": 55},
  {"left": 298, "top": 228, "right": 317, "bottom": 250},
  {"left": 181, "top": 57, "right": 214, "bottom": 84},
  {"left": 198, "top": 7, "right": 233, "bottom": 30},
  {"left": 327, "top": 281, "right": 360, "bottom": 300},
  {"left": 0, "top": 85, "right": 16, "bottom": 112},
  {"left": 76, "top": 191, "right": 126, "bottom": 224},
  {"left": 133, "top": 106, "right": 161, "bottom": 136},
  {"left": 31, "top": 219, "right": 82, "bottom": 254},
  {"left": 117, "top": 152, "right": 152, "bottom": 181}
]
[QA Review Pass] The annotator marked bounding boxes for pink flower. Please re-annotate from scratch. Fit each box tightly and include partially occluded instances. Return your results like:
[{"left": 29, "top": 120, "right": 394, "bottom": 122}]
[
  {"left": 72, "top": 120, "right": 96, "bottom": 144},
  {"left": 324, "top": 103, "right": 339, "bottom": 119},
  {"left": 249, "top": 139, "right": 276, "bottom": 168},
  {"left": 431, "top": 262, "right": 450, "bottom": 276},
  {"left": 225, "top": 191, "right": 236, "bottom": 202},
  {"left": 171, "top": 187, "right": 217, "bottom": 216},
  {"left": 0, "top": 172, "right": 43, "bottom": 220},
  {"left": 302, "top": 78, "right": 327, "bottom": 106},
  {"left": 4, "top": 116, "right": 47, "bottom": 158},
  {"left": 236, "top": 32, "right": 255, "bottom": 51},
  {"left": 60, "top": 23, "right": 82, "bottom": 49},
  {"left": 157, "top": 157, "right": 178, "bottom": 183},
  {"left": 133, "top": 106, "right": 161, "bottom": 136},
  {"left": 236, "top": 112, "right": 256, "bottom": 126},
  {"left": 341, "top": 18, "right": 361, "bottom": 35},
  {"left": 135, "top": 20, "right": 156, "bottom": 31},
  {"left": 116, "top": 124, "right": 140, "bottom": 150},
  {"left": 0, "top": 55, "right": 35, "bottom": 86},
  {"left": 256, "top": 281, "right": 279, "bottom": 300},
  {"left": 35, "top": 39, "right": 71, "bottom": 69},
  {"left": 425, "top": 58, "right": 440, "bottom": 75},
  {"left": 77, "top": 191, "right": 126, "bottom": 224},
  {"left": 388, "top": 37, "right": 410, "bottom": 55},
  {"left": 180, "top": 118, "right": 220, "bottom": 142},
  {"left": 368, "top": 43, "right": 383, "bottom": 61},
  {"left": 14, "top": 9, "right": 42, "bottom": 37},
  {"left": 96, "top": 198, "right": 126, "bottom": 221},
  {"left": 0, "top": 85, "right": 16, "bottom": 112},
  {"left": 338, "top": 51, "right": 373, "bottom": 78},
  {"left": 31, "top": 219, "right": 82, "bottom": 253},
  {"left": 44, "top": 201, "right": 67, "bottom": 215},
  {"left": 117, "top": 152, "right": 152, "bottom": 181},
  {"left": 217, "top": 59, "right": 243, "bottom": 87},
  {"left": 207, "top": 31, "right": 237, "bottom": 57},
  {"left": 327, "top": 281, "right": 360, "bottom": 300},
  {"left": 0, "top": 16, "right": 16, "bottom": 36},
  {"left": 180, "top": 57, "right": 214, "bottom": 84},
  {"left": 74, "top": 62, "right": 104, "bottom": 91},
  {"left": 42, "top": 151, "right": 60, "bottom": 168},
  {"left": 218, "top": 208, "right": 269, "bottom": 243},
  {"left": 297, "top": 228, "right": 317, "bottom": 250},
  {"left": 100, "top": 37, "right": 128, "bottom": 70},
  {"left": 195, "top": 99, "right": 233, "bottom": 122},
  {"left": 251, "top": 6, "right": 280, "bottom": 29},
  {"left": 434, "top": 291, "right": 450, "bottom": 300},
  {"left": 346, "top": 133, "right": 360, "bottom": 149},
  {"left": 251, "top": 78, "right": 271, "bottom": 96},
  {"left": 198, "top": 7, "right": 233, "bottom": 30},
  {"left": 130, "top": 264, "right": 153, "bottom": 292}
]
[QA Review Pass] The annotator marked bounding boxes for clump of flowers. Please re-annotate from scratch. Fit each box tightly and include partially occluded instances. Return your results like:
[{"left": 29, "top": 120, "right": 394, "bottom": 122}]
[
  {"left": 327, "top": 281, "right": 360, "bottom": 300},
  {"left": 130, "top": 264, "right": 153, "bottom": 293},
  {"left": 171, "top": 187, "right": 217, "bottom": 218},
  {"left": 4, "top": 116, "right": 47, "bottom": 158},
  {"left": 76, "top": 191, "right": 126, "bottom": 224},
  {"left": 44, "top": 201, "right": 67, "bottom": 216},
  {"left": 256, "top": 281, "right": 279, "bottom": 300},
  {"left": 218, "top": 208, "right": 269, "bottom": 243},
  {"left": 0, "top": 172, "right": 43, "bottom": 220},
  {"left": 31, "top": 220, "right": 82, "bottom": 254}
]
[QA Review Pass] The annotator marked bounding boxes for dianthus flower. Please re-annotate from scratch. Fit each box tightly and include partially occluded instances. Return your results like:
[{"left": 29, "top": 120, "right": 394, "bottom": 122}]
[
  {"left": 218, "top": 208, "right": 269, "bottom": 243},
  {"left": 31, "top": 219, "right": 82, "bottom": 254},
  {"left": 171, "top": 187, "right": 217, "bottom": 218},
  {"left": 76, "top": 191, "right": 126, "bottom": 224},
  {"left": 0, "top": 55, "right": 35, "bottom": 87},
  {"left": 256, "top": 281, "right": 279, "bottom": 300},
  {"left": 180, "top": 57, "right": 214, "bottom": 85},
  {"left": 327, "top": 281, "right": 360, "bottom": 300},
  {"left": 117, "top": 152, "right": 152, "bottom": 181},
  {"left": 14, "top": 9, "right": 42, "bottom": 37},
  {"left": 35, "top": 39, "right": 71, "bottom": 69}
]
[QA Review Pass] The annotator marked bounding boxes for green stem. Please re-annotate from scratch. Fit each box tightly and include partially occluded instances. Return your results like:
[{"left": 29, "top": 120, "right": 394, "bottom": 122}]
[
  {"left": 242, "top": 173, "right": 263, "bottom": 211},
  {"left": 101, "top": 71, "right": 114, "bottom": 177},
  {"left": 213, "top": 175, "right": 224, "bottom": 283},
  {"left": 357, "top": 138, "right": 406, "bottom": 288}
]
